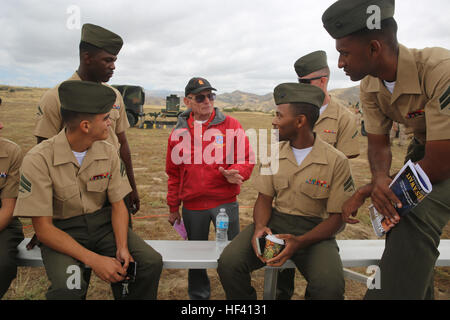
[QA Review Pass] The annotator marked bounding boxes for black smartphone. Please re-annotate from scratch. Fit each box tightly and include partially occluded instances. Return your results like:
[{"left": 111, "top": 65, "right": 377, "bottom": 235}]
[{"left": 126, "top": 261, "right": 137, "bottom": 282}]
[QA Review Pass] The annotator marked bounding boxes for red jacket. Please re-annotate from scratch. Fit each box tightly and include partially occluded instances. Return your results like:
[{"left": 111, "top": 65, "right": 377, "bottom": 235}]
[{"left": 166, "top": 108, "right": 255, "bottom": 212}]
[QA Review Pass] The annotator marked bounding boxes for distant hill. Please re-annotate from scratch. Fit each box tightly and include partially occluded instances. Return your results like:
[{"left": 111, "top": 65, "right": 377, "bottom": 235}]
[
  {"left": 214, "top": 90, "right": 275, "bottom": 112},
  {"left": 144, "top": 85, "right": 361, "bottom": 112},
  {"left": 329, "top": 85, "right": 360, "bottom": 108},
  {"left": 0, "top": 84, "right": 360, "bottom": 112}
]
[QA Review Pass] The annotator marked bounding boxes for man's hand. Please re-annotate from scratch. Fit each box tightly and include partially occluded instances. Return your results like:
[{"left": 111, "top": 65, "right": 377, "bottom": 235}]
[
  {"left": 265, "top": 234, "right": 300, "bottom": 267},
  {"left": 127, "top": 188, "right": 140, "bottom": 214},
  {"left": 168, "top": 210, "right": 181, "bottom": 226},
  {"left": 219, "top": 167, "right": 244, "bottom": 185},
  {"left": 366, "top": 133, "right": 400, "bottom": 224},
  {"left": 26, "top": 234, "right": 40, "bottom": 250},
  {"left": 371, "top": 173, "right": 401, "bottom": 224},
  {"left": 90, "top": 254, "right": 127, "bottom": 283},
  {"left": 342, "top": 184, "right": 372, "bottom": 224},
  {"left": 251, "top": 226, "right": 272, "bottom": 263},
  {"left": 342, "top": 195, "right": 363, "bottom": 224},
  {"left": 116, "top": 247, "right": 134, "bottom": 277}
]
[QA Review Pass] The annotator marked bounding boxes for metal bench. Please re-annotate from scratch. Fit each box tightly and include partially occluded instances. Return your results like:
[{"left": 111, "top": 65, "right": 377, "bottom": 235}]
[{"left": 16, "top": 238, "right": 450, "bottom": 300}]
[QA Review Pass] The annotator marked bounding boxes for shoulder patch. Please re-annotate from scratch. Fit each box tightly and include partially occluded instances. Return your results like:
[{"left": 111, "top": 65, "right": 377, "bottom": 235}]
[{"left": 439, "top": 86, "right": 450, "bottom": 115}]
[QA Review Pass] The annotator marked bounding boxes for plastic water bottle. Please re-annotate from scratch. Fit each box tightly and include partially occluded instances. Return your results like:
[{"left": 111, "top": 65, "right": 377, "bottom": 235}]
[{"left": 216, "top": 208, "right": 229, "bottom": 250}]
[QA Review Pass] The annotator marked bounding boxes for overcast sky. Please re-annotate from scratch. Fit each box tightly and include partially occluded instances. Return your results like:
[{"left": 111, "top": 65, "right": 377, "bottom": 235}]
[{"left": 0, "top": 0, "right": 449, "bottom": 95}]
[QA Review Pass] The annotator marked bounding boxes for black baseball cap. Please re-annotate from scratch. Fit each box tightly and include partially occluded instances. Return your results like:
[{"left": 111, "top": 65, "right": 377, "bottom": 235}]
[{"left": 185, "top": 77, "right": 216, "bottom": 96}]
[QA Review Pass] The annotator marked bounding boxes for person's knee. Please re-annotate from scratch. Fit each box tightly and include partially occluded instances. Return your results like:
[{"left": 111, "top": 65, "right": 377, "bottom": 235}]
[
  {"left": 138, "top": 249, "right": 163, "bottom": 278},
  {"left": 217, "top": 246, "right": 240, "bottom": 279},
  {"left": 218, "top": 244, "right": 253, "bottom": 281},
  {"left": 150, "top": 253, "right": 163, "bottom": 274}
]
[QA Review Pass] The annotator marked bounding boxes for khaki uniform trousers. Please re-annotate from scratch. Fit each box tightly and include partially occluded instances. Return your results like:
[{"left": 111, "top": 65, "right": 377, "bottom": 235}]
[
  {"left": 40, "top": 207, "right": 163, "bottom": 300},
  {"left": 0, "top": 217, "right": 24, "bottom": 298},
  {"left": 217, "top": 210, "right": 344, "bottom": 300},
  {"left": 365, "top": 140, "right": 450, "bottom": 300}
]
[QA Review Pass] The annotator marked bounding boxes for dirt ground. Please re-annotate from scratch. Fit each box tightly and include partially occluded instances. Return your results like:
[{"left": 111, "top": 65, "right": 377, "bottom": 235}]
[{"left": 0, "top": 87, "right": 449, "bottom": 300}]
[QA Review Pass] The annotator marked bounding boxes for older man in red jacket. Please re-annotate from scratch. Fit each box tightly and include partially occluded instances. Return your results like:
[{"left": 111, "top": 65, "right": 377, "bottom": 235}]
[{"left": 166, "top": 77, "right": 255, "bottom": 300}]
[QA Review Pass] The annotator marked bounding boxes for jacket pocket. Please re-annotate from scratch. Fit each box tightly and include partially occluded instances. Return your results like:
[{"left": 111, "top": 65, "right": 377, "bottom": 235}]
[
  {"left": 293, "top": 182, "right": 329, "bottom": 217},
  {"left": 300, "top": 183, "right": 329, "bottom": 199}
]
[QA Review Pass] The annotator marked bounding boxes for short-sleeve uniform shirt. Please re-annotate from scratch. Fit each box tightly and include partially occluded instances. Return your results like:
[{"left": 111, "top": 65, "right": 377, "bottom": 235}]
[
  {"left": 253, "top": 136, "right": 355, "bottom": 219},
  {"left": 314, "top": 96, "right": 359, "bottom": 157},
  {"left": 0, "top": 138, "right": 23, "bottom": 200},
  {"left": 360, "top": 44, "right": 450, "bottom": 143},
  {"left": 34, "top": 72, "right": 130, "bottom": 150},
  {"left": 13, "top": 130, "right": 132, "bottom": 220}
]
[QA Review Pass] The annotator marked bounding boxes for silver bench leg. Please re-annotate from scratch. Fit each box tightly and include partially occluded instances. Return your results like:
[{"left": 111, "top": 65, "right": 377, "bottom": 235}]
[{"left": 263, "top": 268, "right": 279, "bottom": 300}]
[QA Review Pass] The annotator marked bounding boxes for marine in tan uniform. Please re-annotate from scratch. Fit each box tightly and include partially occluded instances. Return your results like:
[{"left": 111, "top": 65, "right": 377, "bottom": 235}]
[
  {"left": 275, "top": 50, "right": 360, "bottom": 299},
  {"left": 217, "top": 83, "right": 355, "bottom": 300},
  {"left": 294, "top": 50, "right": 360, "bottom": 158},
  {"left": 322, "top": 0, "right": 450, "bottom": 299},
  {"left": 0, "top": 112, "right": 24, "bottom": 298},
  {"left": 13, "top": 81, "right": 162, "bottom": 300},
  {"left": 33, "top": 23, "right": 140, "bottom": 217}
]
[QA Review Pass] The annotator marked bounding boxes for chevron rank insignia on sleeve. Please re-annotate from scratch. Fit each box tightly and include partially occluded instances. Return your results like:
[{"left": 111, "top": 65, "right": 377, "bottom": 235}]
[
  {"left": 439, "top": 86, "right": 450, "bottom": 115},
  {"left": 19, "top": 174, "right": 32, "bottom": 194}
]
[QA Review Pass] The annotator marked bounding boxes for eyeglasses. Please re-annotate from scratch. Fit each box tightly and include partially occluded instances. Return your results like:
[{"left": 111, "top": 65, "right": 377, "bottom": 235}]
[
  {"left": 298, "top": 75, "right": 328, "bottom": 84},
  {"left": 187, "top": 93, "right": 216, "bottom": 103}
]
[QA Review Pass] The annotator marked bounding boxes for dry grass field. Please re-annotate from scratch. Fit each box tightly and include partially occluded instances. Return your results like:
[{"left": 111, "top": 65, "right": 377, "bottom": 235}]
[{"left": 0, "top": 85, "right": 448, "bottom": 300}]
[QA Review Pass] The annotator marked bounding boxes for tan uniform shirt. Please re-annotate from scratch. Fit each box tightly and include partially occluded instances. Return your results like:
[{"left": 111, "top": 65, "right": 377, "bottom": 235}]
[
  {"left": 253, "top": 136, "right": 354, "bottom": 219},
  {"left": 360, "top": 44, "right": 450, "bottom": 143},
  {"left": 34, "top": 72, "right": 130, "bottom": 150},
  {"left": 13, "top": 130, "right": 132, "bottom": 220},
  {"left": 0, "top": 138, "right": 23, "bottom": 199},
  {"left": 314, "top": 96, "right": 360, "bottom": 157}
]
